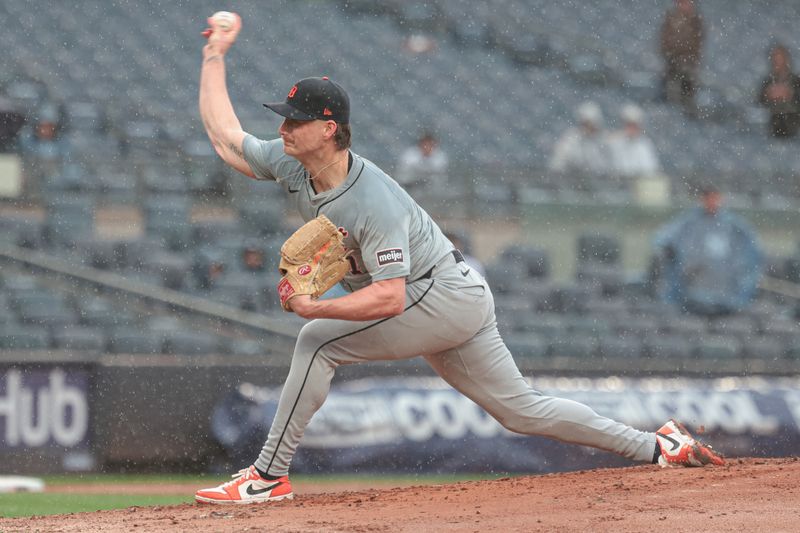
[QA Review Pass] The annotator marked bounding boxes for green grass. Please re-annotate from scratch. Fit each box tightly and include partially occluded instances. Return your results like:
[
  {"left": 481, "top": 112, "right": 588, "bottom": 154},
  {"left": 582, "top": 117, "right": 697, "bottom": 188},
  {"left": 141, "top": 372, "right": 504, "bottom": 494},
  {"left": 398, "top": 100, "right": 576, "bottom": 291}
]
[
  {"left": 0, "top": 473, "right": 513, "bottom": 518},
  {"left": 0, "top": 493, "right": 192, "bottom": 518}
]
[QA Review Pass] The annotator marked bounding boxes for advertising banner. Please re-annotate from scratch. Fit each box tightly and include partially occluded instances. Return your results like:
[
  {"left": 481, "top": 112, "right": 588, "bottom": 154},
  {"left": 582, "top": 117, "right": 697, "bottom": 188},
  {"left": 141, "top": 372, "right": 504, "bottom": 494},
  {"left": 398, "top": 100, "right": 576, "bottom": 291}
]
[
  {"left": 212, "top": 376, "right": 800, "bottom": 474},
  {"left": 0, "top": 367, "right": 92, "bottom": 464}
]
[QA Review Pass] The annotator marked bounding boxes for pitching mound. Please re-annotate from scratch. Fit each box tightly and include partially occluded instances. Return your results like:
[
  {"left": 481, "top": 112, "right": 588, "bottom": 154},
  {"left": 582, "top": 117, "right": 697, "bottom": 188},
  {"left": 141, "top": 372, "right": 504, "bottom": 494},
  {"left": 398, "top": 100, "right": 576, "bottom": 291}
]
[{"left": 4, "top": 458, "right": 799, "bottom": 532}]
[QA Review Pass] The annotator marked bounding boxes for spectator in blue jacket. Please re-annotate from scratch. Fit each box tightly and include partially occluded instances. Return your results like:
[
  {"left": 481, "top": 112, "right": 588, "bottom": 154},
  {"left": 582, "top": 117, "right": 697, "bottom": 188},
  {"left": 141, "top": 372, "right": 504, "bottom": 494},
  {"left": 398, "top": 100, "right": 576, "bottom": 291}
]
[{"left": 652, "top": 184, "right": 763, "bottom": 316}]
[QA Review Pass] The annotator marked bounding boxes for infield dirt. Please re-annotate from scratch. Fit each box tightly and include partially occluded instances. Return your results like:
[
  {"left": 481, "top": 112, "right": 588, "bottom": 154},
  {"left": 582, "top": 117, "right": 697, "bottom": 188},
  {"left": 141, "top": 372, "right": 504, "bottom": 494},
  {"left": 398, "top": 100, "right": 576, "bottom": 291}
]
[{"left": 2, "top": 457, "right": 798, "bottom": 532}]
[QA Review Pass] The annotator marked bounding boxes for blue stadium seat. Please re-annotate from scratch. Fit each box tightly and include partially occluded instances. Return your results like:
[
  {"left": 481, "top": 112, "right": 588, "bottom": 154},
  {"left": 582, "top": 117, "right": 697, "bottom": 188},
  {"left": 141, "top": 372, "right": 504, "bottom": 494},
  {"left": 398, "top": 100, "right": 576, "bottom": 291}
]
[
  {"left": 52, "top": 327, "right": 106, "bottom": 351},
  {"left": 43, "top": 194, "right": 95, "bottom": 246},
  {"left": 577, "top": 233, "right": 621, "bottom": 265},
  {"left": 644, "top": 334, "right": 694, "bottom": 359},
  {"left": 0, "top": 326, "right": 50, "bottom": 350},
  {"left": 694, "top": 335, "right": 742, "bottom": 359},
  {"left": 742, "top": 336, "right": 787, "bottom": 360},
  {"left": 164, "top": 330, "right": 223, "bottom": 355},
  {"left": 108, "top": 327, "right": 164, "bottom": 355},
  {"left": 549, "top": 336, "right": 597, "bottom": 358},
  {"left": 143, "top": 195, "right": 192, "bottom": 251},
  {"left": 503, "top": 333, "right": 549, "bottom": 358},
  {"left": 597, "top": 335, "right": 644, "bottom": 359}
]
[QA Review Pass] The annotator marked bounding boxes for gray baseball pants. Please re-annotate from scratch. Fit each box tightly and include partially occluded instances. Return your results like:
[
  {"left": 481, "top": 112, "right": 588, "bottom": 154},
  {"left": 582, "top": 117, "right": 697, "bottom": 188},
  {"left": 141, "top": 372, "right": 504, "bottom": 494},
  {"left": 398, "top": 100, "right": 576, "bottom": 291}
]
[{"left": 255, "top": 253, "right": 656, "bottom": 476}]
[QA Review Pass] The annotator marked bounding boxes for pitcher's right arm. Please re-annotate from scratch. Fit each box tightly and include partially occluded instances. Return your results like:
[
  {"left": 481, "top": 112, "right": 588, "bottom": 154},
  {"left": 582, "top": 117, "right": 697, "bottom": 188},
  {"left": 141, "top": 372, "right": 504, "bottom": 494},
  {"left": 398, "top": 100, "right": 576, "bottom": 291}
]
[{"left": 198, "top": 12, "right": 254, "bottom": 178}]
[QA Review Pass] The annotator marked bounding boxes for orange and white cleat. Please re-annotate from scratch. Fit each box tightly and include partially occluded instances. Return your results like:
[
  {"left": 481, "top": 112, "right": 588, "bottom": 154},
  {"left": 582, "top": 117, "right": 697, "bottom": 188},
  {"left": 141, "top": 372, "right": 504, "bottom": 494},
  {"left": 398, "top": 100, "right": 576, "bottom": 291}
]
[
  {"left": 195, "top": 465, "right": 293, "bottom": 504},
  {"left": 656, "top": 419, "right": 725, "bottom": 467}
]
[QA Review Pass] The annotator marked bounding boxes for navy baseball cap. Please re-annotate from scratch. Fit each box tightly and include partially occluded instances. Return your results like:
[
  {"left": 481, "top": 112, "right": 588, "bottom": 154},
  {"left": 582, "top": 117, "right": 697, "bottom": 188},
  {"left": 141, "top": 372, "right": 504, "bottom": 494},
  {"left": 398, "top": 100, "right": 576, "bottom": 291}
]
[{"left": 264, "top": 77, "right": 350, "bottom": 124}]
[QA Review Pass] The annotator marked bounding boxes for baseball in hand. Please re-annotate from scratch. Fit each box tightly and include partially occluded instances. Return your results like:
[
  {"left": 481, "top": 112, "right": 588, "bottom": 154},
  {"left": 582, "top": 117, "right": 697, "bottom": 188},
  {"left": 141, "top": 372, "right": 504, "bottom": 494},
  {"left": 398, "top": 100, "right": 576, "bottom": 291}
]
[{"left": 211, "top": 11, "right": 236, "bottom": 31}]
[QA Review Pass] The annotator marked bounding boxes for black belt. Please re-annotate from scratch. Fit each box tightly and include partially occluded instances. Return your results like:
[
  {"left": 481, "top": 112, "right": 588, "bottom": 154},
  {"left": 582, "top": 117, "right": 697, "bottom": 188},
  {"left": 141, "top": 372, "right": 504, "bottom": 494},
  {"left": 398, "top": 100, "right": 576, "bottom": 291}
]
[{"left": 417, "top": 250, "right": 465, "bottom": 280}]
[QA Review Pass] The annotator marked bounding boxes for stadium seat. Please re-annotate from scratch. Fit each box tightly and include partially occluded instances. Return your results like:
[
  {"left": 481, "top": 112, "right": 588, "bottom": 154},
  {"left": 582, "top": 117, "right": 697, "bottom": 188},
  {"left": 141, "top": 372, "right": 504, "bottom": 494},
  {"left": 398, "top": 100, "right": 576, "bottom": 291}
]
[
  {"left": 230, "top": 338, "right": 268, "bottom": 356},
  {"left": 163, "top": 330, "right": 223, "bottom": 355},
  {"left": 141, "top": 164, "right": 188, "bottom": 195},
  {"left": 238, "top": 202, "right": 285, "bottom": 237},
  {"left": 644, "top": 334, "right": 694, "bottom": 359},
  {"left": 115, "top": 238, "right": 168, "bottom": 271},
  {"left": 485, "top": 262, "right": 529, "bottom": 295},
  {"left": 0, "top": 214, "right": 44, "bottom": 249},
  {"left": 785, "top": 256, "right": 800, "bottom": 283},
  {"left": 108, "top": 327, "right": 164, "bottom": 355},
  {"left": 567, "top": 315, "right": 612, "bottom": 338},
  {"left": 191, "top": 219, "right": 243, "bottom": 248},
  {"left": 142, "top": 195, "right": 192, "bottom": 251},
  {"left": 397, "top": 1, "right": 444, "bottom": 32},
  {"left": 0, "top": 301, "right": 17, "bottom": 326},
  {"left": 8, "top": 287, "right": 69, "bottom": 310},
  {"left": 43, "top": 194, "right": 95, "bottom": 246},
  {"left": 659, "top": 314, "right": 709, "bottom": 338},
  {"left": 500, "top": 245, "right": 550, "bottom": 279},
  {"left": 583, "top": 298, "right": 629, "bottom": 320},
  {"left": 212, "top": 272, "right": 277, "bottom": 313},
  {"left": 742, "top": 336, "right": 787, "bottom": 360},
  {"left": 94, "top": 169, "right": 138, "bottom": 204},
  {"left": 139, "top": 251, "right": 191, "bottom": 291},
  {"left": 576, "top": 233, "right": 621, "bottom": 265},
  {"left": 786, "top": 337, "right": 800, "bottom": 360},
  {"left": 41, "top": 163, "right": 97, "bottom": 195},
  {"left": 18, "top": 303, "right": 77, "bottom": 328},
  {"left": 0, "top": 326, "right": 50, "bottom": 350},
  {"left": 549, "top": 336, "right": 598, "bottom": 358},
  {"left": 760, "top": 319, "right": 800, "bottom": 340},
  {"left": 694, "top": 335, "right": 742, "bottom": 359},
  {"left": 75, "top": 238, "right": 121, "bottom": 270},
  {"left": 708, "top": 315, "right": 755, "bottom": 341},
  {"left": 613, "top": 315, "right": 660, "bottom": 339},
  {"left": 503, "top": 332, "right": 549, "bottom": 358},
  {"left": 575, "top": 263, "right": 624, "bottom": 296},
  {"left": 537, "top": 284, "right": 591, "bottom": 314},
  {"left": 52, "top": 327, "right": 106, "bottom": 351},
  {"left": 514, "top": 313, "right": 569, "bottom": 340},
  {"left": 597, "top": 335, "right": 644, "bottom": 359}
]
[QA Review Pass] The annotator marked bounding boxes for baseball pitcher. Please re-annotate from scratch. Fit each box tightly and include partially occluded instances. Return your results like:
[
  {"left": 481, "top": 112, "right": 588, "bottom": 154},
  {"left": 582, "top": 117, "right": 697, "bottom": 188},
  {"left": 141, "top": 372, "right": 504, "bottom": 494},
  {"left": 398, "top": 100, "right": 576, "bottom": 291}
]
[{"left": 195, "top": 12, "right": 723, "bottom": 505}]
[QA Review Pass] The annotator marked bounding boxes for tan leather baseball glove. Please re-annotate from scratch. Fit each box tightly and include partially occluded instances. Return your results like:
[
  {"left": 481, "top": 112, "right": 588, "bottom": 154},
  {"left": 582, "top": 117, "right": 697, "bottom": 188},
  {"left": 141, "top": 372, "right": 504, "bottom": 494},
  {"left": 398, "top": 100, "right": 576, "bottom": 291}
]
[{"left": 277, "top": 215, "right": 349, "bottom": 311}]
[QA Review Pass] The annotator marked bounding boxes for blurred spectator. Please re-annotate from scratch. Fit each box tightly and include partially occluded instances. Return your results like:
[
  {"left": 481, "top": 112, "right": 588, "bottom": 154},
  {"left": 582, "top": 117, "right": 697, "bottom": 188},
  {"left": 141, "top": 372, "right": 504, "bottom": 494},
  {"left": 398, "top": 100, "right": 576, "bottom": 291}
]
[
  {"left": 659, "top": 0, "right": 704, "bottom": 114},
  {"left": 17, "top": 103, "right": 70, "bottom": 193},
  {"left": 651, "top": 184, "right": 763, "bottom": 317},
  {"left": 395, "top": 130, "right": 449, "bottom": 194},
  {"left": 608, "top": 103, "right": 661, "bottom": 178},
  {"left": 403, "top": 34, "right": 437, "bottom": 55},
  {"left": 445, "top": 231, "right": 486, "bottom": 277},
  {"left": 548, "top": 101, "right": 611, "bottom": 176},
  {"left": 193, "top": 248, "right": 228, "bottom": 290},
  {"left": 241, "top": 239, "right": 267, "bottom": 273},
  {"left": 17, "top": 103, "right": 69, "bottom": 161},
  {"left": 758, "top": 44, "right": 800, "bottom": 138}
]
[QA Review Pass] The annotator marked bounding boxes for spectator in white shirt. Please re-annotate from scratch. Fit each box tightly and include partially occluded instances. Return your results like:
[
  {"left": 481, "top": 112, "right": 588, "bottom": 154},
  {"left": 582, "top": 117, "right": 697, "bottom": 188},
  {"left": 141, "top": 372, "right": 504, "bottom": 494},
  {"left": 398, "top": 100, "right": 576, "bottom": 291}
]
[
  {"left": 548, "top": 101, "right": 612, "bottom": 176},
  {"left": 609, "top": 103, "right": 661, "bottom": 178},
  {"left": 395, "top": 131, "right": 449, "bottom": 194}
]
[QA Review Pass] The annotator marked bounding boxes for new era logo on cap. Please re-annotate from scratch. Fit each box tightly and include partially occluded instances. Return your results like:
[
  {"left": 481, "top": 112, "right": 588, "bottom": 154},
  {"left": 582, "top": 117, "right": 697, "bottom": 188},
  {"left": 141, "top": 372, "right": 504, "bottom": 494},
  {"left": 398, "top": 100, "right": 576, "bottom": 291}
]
[{"left": 264, "top": 77, "right": 350, "bottom": 124}]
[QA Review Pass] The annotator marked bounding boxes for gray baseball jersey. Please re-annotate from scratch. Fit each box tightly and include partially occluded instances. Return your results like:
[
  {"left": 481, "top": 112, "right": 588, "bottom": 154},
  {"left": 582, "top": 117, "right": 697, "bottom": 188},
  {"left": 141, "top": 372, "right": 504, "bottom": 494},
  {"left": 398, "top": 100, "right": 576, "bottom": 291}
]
[
  {"left": 242, "top": 135, "right": 657, "bottom": 476},
  {"left": 243, "top": 136, "right": 453, "bottom": 291}
]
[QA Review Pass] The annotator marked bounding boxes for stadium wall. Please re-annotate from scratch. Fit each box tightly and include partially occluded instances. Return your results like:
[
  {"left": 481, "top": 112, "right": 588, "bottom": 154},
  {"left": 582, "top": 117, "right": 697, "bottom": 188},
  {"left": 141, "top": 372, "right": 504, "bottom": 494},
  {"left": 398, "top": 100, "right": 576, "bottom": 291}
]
[{"left": 3, "top": 355, "right": 799, "bottom": 475}]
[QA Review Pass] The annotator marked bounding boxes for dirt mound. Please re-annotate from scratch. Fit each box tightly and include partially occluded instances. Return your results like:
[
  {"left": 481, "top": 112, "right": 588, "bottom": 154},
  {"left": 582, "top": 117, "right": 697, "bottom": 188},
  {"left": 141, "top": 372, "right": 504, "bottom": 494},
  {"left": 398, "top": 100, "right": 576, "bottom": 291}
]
[{"left": 3, "top": 458, "right": 799, "bottom": 532}]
